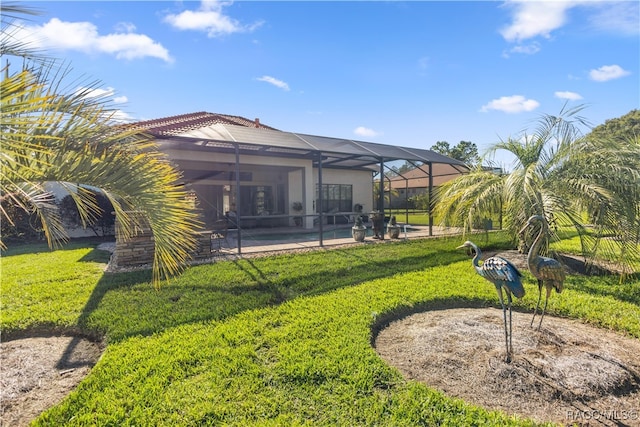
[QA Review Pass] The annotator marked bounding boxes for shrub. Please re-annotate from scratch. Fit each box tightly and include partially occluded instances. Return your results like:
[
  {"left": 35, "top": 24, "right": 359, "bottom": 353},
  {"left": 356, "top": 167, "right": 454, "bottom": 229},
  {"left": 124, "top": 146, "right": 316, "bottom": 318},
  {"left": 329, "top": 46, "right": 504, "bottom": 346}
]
[
  {"left": 0, "top": 196, "right": 44, "bottom": 243},
  {"left": 58, "top": 191, "right": 115, "bottom": 237}
]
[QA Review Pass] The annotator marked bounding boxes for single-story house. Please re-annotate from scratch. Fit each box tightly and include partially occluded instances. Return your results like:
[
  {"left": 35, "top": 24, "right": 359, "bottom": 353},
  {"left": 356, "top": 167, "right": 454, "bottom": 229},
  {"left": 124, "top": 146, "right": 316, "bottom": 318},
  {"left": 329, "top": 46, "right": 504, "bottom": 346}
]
[{"left": 132, "top": 112, "right": 468, "bottom": 246}]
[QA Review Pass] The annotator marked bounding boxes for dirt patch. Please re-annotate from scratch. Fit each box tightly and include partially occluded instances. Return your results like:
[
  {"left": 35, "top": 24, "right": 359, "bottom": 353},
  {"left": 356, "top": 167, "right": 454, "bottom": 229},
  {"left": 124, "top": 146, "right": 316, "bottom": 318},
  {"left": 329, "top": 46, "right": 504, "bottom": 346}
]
[
  {"left": 375, "top": 308, "right": 640, "bottom": 426},
  {"left": 0, "top": 335, "right": 104, "bottom": 427}
]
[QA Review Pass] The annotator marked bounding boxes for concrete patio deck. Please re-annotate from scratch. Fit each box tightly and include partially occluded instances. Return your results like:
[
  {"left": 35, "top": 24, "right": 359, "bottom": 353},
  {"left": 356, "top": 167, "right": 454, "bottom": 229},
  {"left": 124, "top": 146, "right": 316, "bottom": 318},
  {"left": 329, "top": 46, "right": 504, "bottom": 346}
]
[{"left": 214, "top": 224, "right": 464, "bottom": 256}]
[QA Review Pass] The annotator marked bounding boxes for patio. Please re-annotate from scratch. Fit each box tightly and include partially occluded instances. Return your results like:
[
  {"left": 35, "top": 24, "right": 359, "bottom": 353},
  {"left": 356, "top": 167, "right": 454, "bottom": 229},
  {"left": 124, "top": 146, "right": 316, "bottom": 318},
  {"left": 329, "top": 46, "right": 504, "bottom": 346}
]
[
  {"left": 111, "top": 209, "right": 466, "bottom": 270},
  {"left": 212, "top": 222, "right": 463, "bottom": 256}
]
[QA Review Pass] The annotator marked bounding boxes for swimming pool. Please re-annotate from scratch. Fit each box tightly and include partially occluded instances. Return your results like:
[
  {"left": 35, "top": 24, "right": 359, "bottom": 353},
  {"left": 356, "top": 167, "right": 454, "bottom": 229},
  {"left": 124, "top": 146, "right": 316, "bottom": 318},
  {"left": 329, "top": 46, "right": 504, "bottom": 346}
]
[{"left": 243, "top": 225, "right": 417, "bottom": 242}]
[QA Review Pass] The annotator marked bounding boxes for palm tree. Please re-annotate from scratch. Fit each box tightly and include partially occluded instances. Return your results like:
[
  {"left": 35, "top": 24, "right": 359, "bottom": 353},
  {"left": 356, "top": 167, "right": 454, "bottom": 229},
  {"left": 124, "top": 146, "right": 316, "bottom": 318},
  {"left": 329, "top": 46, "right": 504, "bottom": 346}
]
[
  {"left": 1, "top": 4, "right": 201, "bottom": 285},
  {"left": 373, "top": 176, "right": 400, "bottom": 210},
  {"left": 434, "top": 104, "right": 640, "bottom": 277},
  {"left": 562, "top": 130, "right": 640, "bottom": 278}
]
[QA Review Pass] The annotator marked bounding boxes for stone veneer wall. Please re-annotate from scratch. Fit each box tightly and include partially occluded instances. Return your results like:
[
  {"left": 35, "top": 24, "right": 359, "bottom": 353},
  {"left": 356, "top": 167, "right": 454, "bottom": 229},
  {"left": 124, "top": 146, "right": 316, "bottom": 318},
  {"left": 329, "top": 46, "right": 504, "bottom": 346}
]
[{"left": 113, "top": 212, "right": 215, "bottom": 269}]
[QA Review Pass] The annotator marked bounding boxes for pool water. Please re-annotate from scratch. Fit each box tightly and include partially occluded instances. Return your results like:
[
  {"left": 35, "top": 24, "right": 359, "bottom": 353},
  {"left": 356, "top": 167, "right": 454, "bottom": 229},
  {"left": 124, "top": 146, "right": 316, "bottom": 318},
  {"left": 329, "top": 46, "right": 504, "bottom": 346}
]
[{"left": 245, "top": 226, "right": 415, "bottom": 242}]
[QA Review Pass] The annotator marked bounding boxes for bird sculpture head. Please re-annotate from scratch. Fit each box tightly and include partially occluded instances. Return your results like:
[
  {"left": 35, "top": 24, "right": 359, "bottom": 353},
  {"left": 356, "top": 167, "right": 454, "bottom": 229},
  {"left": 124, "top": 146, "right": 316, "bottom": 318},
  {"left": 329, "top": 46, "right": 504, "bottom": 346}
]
[
  {"left": 456, "top": 240, "right": 477, "bottom": 255},
  {"left": 456, "top": 240, "right": 473, "bottom": 249},
  {"left": 519, "top": 215, "right": 546, "bottom": 235},
  {"left": 526, "top": 214, "right": 545, "bottom": 225}
]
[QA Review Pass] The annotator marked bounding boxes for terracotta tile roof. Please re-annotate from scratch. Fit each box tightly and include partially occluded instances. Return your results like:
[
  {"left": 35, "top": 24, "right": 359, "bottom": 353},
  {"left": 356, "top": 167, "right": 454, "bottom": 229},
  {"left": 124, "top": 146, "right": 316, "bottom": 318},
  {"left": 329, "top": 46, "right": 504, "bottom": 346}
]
[
  {"left": 131, "top": 112, "right": 278, "bottom": 136},
  {"left": 388, "top": 167, "right": 430, "bottom": 182}
]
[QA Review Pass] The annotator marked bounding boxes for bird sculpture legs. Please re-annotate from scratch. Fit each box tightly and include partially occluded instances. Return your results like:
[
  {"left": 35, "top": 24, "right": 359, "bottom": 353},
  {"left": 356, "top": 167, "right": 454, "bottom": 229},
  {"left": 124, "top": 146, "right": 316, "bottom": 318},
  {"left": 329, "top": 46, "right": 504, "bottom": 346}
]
[
  {"left": 531, "top": 280, "right": 552, "bottom": 331},
  {"left": 530, "top": 280, "right": 543, "bottom": 328},
  {"left": 496, "top": 287, "right": 513, "bottom": 363}
]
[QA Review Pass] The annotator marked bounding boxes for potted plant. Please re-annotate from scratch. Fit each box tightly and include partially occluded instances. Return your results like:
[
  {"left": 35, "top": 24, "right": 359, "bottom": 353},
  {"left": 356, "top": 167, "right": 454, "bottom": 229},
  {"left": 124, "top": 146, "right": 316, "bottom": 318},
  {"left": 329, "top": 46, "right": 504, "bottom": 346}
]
[
  {"left": 352, "top": 215, "right": 366, "bottom": 242},
  {"left": 387, "top": 215, "right": 400, "bottom": 239},
  {"left": 292, "top": 201, "right": 303, "bottom": 226}
]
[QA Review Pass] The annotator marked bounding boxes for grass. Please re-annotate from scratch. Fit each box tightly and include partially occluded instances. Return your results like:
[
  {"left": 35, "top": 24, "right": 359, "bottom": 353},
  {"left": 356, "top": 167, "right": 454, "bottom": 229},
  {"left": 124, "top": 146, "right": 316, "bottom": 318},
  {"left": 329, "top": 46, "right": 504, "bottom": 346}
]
[
  {"left": 1, "top": 241, "right": 112, "bottom": 335},
  {"left": 385, "top": 210, "right": 431, "bottom": 226},
  {"left": 552, "top": 234, "right": 640, "bottom": 268},
  {"left": 2, "top": 233, "right": 639, "bottom": 426}
]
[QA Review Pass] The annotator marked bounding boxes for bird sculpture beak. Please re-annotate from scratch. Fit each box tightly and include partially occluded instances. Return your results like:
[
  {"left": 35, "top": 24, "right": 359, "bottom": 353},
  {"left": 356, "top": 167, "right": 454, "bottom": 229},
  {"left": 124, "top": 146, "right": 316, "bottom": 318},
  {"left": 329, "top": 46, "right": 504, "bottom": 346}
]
[
  {"left": 518, "top": 223, "right": 529, "bottom": 235},
  {"left": 456, "top": 244, "right": 465, "bottom": 249}
]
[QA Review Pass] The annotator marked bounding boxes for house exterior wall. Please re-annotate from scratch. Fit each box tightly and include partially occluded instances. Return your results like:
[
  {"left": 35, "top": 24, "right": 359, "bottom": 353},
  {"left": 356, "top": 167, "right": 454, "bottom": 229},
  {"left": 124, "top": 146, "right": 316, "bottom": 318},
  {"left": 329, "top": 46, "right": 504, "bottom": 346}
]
[
  {"left": 41, "top": 145, "right": 375, "bottom": 242},
  {"left": 313, "top": 168, "right": 373, "bottom": 213},
  {"left": 162, "top": 147, "right": 373, "bottom": 229},
  {"left": 288, "top": 168, "right": 308, "bottom": 227}
]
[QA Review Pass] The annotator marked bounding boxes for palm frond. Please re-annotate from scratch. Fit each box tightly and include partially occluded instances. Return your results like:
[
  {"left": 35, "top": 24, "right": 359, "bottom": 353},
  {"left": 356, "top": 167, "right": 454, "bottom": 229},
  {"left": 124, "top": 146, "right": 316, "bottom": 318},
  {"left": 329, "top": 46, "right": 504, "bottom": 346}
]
[
  {"left": 439, "top": 105, "right": 638, "bottom": 278},
  {"left": 1, "top": 54, "right": 200, "bottom": 286}
]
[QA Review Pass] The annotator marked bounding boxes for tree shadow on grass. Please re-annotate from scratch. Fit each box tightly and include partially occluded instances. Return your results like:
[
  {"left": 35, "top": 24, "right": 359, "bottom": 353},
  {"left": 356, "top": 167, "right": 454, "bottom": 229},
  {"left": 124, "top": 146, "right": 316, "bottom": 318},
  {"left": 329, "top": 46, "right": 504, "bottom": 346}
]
[
  {"left": 2, "top": 238, "right": 112, "bottom": 258},
  {"left": 69, "top": 241, "right": 471, "bottom": 345},
  {"left": 53, "top": 237, "right": 542, "bottom": 368},
  {"left": 1, "top": 236, "right": 482, "bottom": 388},
  {"left": 40, "top": 238, "right": 638, "bottom": 382},
  {"left": 566, "top": 274, "right": 640, "bottom": 307}
]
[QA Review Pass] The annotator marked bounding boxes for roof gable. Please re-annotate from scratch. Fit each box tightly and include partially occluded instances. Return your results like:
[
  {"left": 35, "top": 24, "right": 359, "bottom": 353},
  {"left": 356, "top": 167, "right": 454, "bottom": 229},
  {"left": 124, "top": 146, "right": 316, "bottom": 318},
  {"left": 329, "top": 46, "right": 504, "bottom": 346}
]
[{"left": 133, "top": 112, "right": 278, "bottom": 136}]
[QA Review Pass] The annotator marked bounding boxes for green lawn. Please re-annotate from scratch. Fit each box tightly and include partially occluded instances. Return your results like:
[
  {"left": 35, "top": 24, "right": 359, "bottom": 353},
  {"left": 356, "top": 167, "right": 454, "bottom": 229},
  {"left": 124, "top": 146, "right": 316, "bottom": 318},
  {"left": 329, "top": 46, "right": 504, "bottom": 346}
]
[
  {"left": 385, "top": 210, "right": 431, "bottom": 226},
  {"left": 2, "top": 233, "right": 639, "bottom": 426}
]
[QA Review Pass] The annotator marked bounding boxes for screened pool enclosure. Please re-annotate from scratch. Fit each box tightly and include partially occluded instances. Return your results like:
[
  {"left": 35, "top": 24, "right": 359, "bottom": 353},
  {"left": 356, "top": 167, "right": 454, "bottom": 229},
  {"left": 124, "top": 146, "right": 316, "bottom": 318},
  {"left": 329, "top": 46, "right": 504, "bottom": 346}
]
[{"left": 135, "top": 112, "right": 469, "bottom": 253}]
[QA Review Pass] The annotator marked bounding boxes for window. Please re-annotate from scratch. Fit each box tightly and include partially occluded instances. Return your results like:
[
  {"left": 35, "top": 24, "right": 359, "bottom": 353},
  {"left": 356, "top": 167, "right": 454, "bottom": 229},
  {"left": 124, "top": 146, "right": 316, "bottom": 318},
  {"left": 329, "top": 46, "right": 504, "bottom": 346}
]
[
  {"left": 240, "top": 185, "right": 273, "bottom": 216},
  {"left": 315, "top": 184, "right": 352, "bottom": 213}
]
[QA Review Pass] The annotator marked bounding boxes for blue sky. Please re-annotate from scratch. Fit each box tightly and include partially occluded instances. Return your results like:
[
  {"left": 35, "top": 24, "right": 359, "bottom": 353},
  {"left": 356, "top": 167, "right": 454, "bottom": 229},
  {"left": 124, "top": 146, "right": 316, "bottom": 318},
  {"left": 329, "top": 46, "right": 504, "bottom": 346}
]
[{"left": 11, "top": 1, "right": 640, "bottom": 167}]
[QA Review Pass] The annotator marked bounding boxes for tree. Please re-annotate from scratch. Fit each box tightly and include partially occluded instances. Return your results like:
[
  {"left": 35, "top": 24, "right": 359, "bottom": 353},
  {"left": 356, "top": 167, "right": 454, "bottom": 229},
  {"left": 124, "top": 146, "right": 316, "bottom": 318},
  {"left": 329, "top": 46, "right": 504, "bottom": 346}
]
[
  {"left": 430, "top": 140, "right": 480, "bottom": 167},
  {"left": 396, "top": 161, "right": 418, "bottom": 175},
  {"left": 431, "top": 141, "right": 451, "bottom": 156},
  {"left": 577, "top": 109, "right": 640, "bottom": 274},
  {"left": 1, "top": 4, "right": 201, "bottom": 285},
  {"left": 409, "top": 193, "right": 430, "bottom": 211},
  {"left": 434, "top": 104, "right": 640, "bottom": 277},
  {"left": 59, "top": 191, "right": 116, "bottom": 237},
  {"left": 373, "top": 179, "right": 399, "bottom": 209},
  {"left": 588, "top": 109, "right": 640, "bottom": 140}
]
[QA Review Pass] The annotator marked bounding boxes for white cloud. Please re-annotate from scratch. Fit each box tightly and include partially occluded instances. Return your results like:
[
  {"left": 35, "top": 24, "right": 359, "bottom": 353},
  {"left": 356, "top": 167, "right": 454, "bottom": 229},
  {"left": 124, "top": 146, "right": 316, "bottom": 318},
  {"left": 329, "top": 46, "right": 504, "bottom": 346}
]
[
  {"left": 76, "top": 86, "right": 115, "bottom": 99},
  {"left": 500, "top": 1, "right": 639, "bottom": 44},
  {"left": 354, "top": 126, "right": 379, "bottom": 138},
  {"left": 96, "top": 33, "right": 172, "bottom": 61},
  {"left": 589, "top": 64, "right": 630, "bottom": 82},
  {"left": 554, "top": 91, "right": 582, "bottom": 101},
  {"left": 115, "top": 22, "right": 137, "bottom": 33},
  {"left": 73, "top": 87, "right": 133, "bottom": 123},
  {"left": 587, "top": 2, "right": 640, "bottom": 36},
  {"left": 164, "top": 0, "right": 263, "bottom": 38},
  {"left": 503, "top": 41, "right": 541, "bottom": 57},
  {"left": 16, "top": 18, "right": 172, "bottom": 62},
  {"left": 256, "top": 76, "right": 290, "bottom": 91},
  {"left": 480, "top": 95, "right": 540, "bottom": 113},
  {"left": 108, "top": 110, "right": 135, "bottom": 123},
  {"left": 76, "top": 87, "right": 129, "bottom": 105},
  {"left": 500, "top": 1, "right": 572, "bottom": 42}
]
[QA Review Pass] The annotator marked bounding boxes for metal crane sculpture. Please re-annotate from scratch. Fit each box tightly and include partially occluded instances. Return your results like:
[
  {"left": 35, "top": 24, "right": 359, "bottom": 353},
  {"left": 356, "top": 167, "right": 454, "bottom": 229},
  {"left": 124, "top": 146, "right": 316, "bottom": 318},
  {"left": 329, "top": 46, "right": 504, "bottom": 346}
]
[
  {"left": 457, "top": 241, "right": 525, "bottom": 363},
  {"left": 519, "top": 215, "right": 565, "bottom": 330}
]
